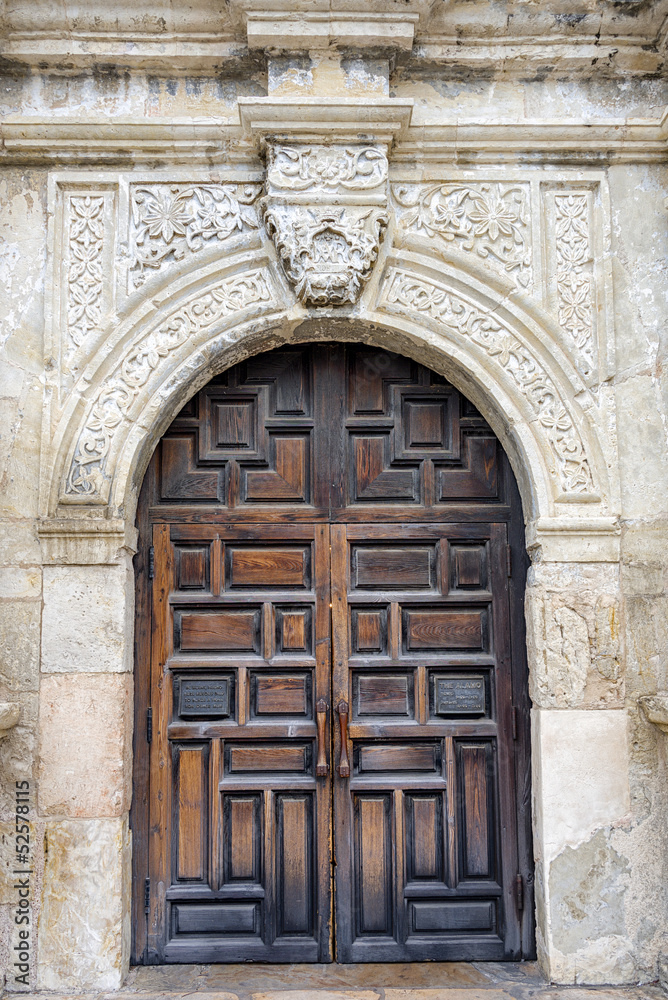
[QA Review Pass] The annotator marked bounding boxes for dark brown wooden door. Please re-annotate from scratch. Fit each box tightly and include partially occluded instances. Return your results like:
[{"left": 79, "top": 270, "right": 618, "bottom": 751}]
[{"left": 132, "top": 343, "right": 533, "bottom": 965}]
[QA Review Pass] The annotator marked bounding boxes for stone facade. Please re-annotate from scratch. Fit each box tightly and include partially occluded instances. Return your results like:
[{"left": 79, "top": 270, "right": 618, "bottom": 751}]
[{"left": 0, "top": 0, "right": 667, "bottom": 990}]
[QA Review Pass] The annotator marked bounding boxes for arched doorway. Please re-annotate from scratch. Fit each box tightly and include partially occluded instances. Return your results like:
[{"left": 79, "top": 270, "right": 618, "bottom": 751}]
[{"left": 131, "top": 342, "right": 533, "bottom": 965}]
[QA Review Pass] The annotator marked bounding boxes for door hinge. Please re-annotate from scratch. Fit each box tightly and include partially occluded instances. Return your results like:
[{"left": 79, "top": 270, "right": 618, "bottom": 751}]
[
  {"left": 506, "top": 543, "right": 512, "bottom": 577},
  {"left": 144, "top": 877, "right": 150, "bottom": 915},
  {"left": 146, "top": 707, "right": 153, "bottom": 744},
  {"left": 515, "top": 873, "right": 524, "bottom": 911},
  {"left": 148, "top": 546, "right": 155, "bottom": 579},
  {"left": 512, "top": 705, "right": 518, "bottom": 740}
]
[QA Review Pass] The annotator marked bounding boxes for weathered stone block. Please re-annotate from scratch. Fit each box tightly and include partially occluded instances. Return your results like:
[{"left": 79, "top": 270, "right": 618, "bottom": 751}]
[
  {"left": 37, "top": 816, "right": 130, "bottom": 990},
  {"left": 38, "top": 674, "right": 132, "bottom": 817},
  {"left": 41, "top": 563, "right": 131, "bottom": 674},
  {"left": 0, "top": 520, "right": 41, "bottom": 567},
  {"left": 526, "top": 564, "right": 623, "bottom": 710},
  {"left": 0, "top": 568, "right": 40, "bottom": 600},
  {"left": 0, "top": 600, "right": 40, "bottom": 693},
  {"left": 532, "top": 708, "right": 631, "bottom": 866}
]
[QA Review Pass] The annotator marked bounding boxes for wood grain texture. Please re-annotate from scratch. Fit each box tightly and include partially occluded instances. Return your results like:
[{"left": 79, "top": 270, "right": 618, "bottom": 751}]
[
  {"left": 135, "top": 344, "right": 531, "bottom": 965},
  {"left": 356, "top": 795, "right": 392, "bottom": 935},
  {"left": 175, "top": 746, "right": 206, "bottom": 881}
]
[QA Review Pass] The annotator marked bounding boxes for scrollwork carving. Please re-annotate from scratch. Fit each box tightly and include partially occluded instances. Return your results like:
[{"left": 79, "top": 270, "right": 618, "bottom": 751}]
[
  {"left": 65, "top": 271, "right": 273, "bottom": 500},
  {"left": 392, "top": 182, "right": 532, "bottom": 290},
  {"left": 128, "top": 183, "right": 262, "bottom": 288},
  {"left": 379, "top": 268, "right": 593, "bottom": 496},
  {"left": 262, "top": 141, "right": 389, "bottom": 306},
  {"left": 267, "top": 145, "right": 388, "bottom": 191}
]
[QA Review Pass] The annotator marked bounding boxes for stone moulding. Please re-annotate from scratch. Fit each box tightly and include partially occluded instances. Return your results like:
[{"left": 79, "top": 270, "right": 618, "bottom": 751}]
[
  {"left": 63, "top": 268, "right": 277, "bottom": 503},
  {"left": 42, "top": 246, "right": 615, "bottom": 533},
  {"left": 374, "top": 257, "right": 603, "bottom": 503},
  {"left": 3, "top": 111, "right": 668, "bottom": 165},
  {"left": 243, "top": 10, "right": 420, "bottom": 51}
]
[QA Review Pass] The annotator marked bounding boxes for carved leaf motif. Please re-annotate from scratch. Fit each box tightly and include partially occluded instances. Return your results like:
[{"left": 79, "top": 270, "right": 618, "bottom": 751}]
[
  {"left": 66, "top": 195, "right": 105, "bottom": 355},
  {"left": 128, "top": 183, "right": 262, "bottom": 288},
  {"left": 65, "top": 271, "right": 273, "bottom": 499},
  {"left": 380, "top": 268, "right": 593, "bottom": 496},
  {"left": 554, "top": 193, "right": 594, "bottom": 373},
  {"left": 392, "top": 183, "right": 532, "bottom": 290}
]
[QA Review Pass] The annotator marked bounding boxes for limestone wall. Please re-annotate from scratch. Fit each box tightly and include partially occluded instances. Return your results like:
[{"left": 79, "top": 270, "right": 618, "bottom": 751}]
[{"left": 0, "top": 37, "right": 667, "bottom": 990}]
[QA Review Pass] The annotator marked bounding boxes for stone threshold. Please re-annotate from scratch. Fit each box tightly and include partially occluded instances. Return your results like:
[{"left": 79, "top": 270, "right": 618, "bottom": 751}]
[{"left": 10, "top": 964, "right": 664, "bottom": 1000}]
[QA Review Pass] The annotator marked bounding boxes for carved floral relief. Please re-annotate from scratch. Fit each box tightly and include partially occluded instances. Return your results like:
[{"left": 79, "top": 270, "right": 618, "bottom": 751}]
[
  {"left": 262, "top": 143, "right": 389, "bottom": 307},
  {"left": 392, "top": 182, "right": 532, "bottom": 290},
  {"left": 127, "top": 183, "right": 263, "bottom": 289},
  {"left": 65, "top": 194, "right": 105, "bottom": 359},
  {"left": 554, "top": 192, "right": 594, "bottom": 373},
  {"left": 267, "top": 145, "right": 388, "bottom": 191},
  {"left": 263, "top": 205, "right": 387, "bottom": 306},
  {"left": 65, "top": 270, "right": 274, "bottom": 500},
  {"left": 379, "top": 267, "right": 594, "bottom": 497}
]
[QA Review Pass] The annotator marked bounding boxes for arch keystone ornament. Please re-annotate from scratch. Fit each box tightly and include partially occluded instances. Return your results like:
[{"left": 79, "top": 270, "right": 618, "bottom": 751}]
[{"left": 261, "top": 141, "right": 389, "bottom": 306}]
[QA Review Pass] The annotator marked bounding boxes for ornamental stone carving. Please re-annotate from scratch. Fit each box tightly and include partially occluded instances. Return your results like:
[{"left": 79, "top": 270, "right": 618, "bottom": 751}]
[
  {"left": 65, "top": 269, "right": 274, "bottom": 501},
  {"left": 261, "top": 142, "right": 389, "bottom": 306},
  {"left": 128, "top": 182, "right": 262, "bottom": 289},
  {"left": 392, "top": 182, "right": 532, "bottom": 290},
  {"left": 378, "top": 266, "right": 594, "bottom": 497}
]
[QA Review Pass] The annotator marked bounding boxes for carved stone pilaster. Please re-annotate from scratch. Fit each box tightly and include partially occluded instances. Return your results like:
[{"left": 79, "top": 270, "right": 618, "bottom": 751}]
[{"left": 261, "top": 143, "right": 389, "bottom": 307}]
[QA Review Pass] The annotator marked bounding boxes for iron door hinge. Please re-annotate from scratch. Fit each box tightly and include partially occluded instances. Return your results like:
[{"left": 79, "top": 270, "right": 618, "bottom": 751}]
[
  {"left": 146, "top": 707, "right": 153, "bottom": 744},
  {"left": 144, "top": 877, "right": 150, "bottom": 915},
  {"left": 148, "top": 546, "right": 155, "bottom": 579},
  {"left": 515, "top": 873, "right": 524, "bottom": 911},
  {"left": 506, "top": 543, "right": 512, "bottom": 577}
]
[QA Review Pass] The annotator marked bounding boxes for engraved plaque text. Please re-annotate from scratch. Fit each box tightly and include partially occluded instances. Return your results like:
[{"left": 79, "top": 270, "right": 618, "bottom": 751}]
[
  {"left": 435, "top": 676, "right": 485, "bottom": 715},
  {"left": 179, "top": 678, "right": 230, "bottom": 717}
]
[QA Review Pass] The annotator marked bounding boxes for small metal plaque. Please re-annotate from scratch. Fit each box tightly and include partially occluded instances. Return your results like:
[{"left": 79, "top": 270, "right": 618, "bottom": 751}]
[
  {"left": 436, "top": 676, "right": 485, "bottom": 715},
  {"left": 179, "top": 678, "right": 229, "bottom": 718}
]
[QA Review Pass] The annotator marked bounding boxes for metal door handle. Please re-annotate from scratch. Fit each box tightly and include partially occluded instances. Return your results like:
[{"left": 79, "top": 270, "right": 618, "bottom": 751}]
[
  {"left": 316, "top": 699, "right": 328, "bottom": 776},
  {"left": 337, "top": 700, "right": 350, "bottom": 778}
]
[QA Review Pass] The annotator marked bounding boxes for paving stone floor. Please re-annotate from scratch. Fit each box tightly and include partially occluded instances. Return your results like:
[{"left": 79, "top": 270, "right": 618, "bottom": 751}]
[{"left": 13, "top": 963, "right": 665, "bottom": 1000}]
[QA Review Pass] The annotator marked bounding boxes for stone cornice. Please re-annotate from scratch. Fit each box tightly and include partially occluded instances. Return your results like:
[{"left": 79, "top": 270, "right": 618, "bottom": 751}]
[
  {"left": 2, "top": 111, "right": 667, "bottom": 164},
  {"left": 238, "top": 97, "right": 415, "bottom": 146},
  {"left": 244, "top": 10, "right": 419, "bottom": 52},
  {"left": 0, "top": 0, "right": 665, "bottom": 76}
]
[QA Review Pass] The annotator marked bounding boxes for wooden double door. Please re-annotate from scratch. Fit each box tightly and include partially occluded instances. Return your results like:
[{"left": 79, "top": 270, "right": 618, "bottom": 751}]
[{"left": 132, "top": 343, "right": 533, "bottom": 964}]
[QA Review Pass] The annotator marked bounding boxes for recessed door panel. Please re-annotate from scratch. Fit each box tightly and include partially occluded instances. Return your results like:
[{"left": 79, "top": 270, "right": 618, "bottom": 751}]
[
  {"left": 332, "top": 521, "right": 521, "bottom": 962},
  {"left": 135, "top": 343, "right": 531, "bottom": 966}
]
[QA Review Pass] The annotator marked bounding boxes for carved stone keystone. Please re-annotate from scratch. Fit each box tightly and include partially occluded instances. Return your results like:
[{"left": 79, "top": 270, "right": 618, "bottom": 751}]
[{"left": 261, "top": 142, "right": 389, "bottom": 306}]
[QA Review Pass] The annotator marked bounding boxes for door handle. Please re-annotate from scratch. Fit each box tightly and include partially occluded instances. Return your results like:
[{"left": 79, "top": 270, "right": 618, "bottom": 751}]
[
  {"left": 337, "top": 700, "right": 350, "bottom": 778},
  {"left": 316, "top": 699, "right": 328, "bottom": 776}
]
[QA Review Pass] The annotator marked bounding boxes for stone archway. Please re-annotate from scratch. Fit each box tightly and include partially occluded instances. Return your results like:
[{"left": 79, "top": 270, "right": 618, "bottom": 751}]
[{"left": 36, "top": 236, "right": 627, "bottom": 988}]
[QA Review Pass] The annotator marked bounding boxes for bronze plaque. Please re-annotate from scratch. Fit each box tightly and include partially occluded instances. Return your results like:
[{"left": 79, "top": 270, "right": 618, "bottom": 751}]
[
  {"left": 435, "top": 676, "right": 485, "bottom": 715},
  {"left": 179, "top": 678, "right": 229, "bottom": 717}
]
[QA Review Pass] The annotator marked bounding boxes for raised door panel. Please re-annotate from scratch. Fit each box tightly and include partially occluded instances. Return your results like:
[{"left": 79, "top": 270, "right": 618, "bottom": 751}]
[
  {"left": 155, "top": 346, "right": 328, "bottom": 517},
  {"left": 151, "top": 522, "right": 331, "bottom": 964},
  {"left": 327, "top": 345, "right": 505, "bottom": 519},
  {"left": 332, "top": 522, "right": 519, "bottom": 962}
]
